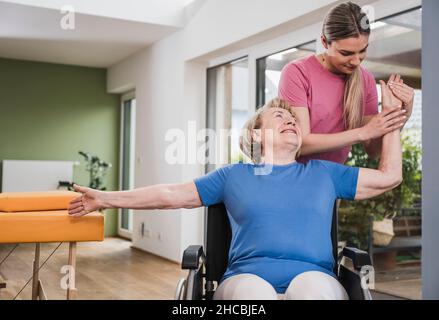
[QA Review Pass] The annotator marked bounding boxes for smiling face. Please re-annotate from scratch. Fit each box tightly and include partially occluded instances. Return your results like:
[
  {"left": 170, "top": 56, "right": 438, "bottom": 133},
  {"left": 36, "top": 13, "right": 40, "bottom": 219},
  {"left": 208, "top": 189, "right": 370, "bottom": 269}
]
[
  {"left": 239, "top": 98, "right": 302, "bottom": 163},
  {"left": 258, "top": 107, "right": 302, "bottom": 156},
  {"left": 322, "top": 34, "right": 369, "bottom": 75}
]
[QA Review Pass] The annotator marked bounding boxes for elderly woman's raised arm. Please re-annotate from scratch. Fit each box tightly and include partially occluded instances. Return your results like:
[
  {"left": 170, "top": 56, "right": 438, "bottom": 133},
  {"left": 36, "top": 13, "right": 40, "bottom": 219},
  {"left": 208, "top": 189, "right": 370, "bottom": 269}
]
[
  {"left": 355, "top": 81, "right": 404, "bottom": 200},
  {"left": 355, "top": 127, "right": 402, "bottom": 200}
]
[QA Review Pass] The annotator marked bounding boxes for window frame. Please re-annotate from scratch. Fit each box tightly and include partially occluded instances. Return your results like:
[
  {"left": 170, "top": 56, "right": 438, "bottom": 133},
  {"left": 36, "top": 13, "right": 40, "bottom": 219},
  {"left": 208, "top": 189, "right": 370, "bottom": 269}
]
[{"left": 118, "top": 91, "right": 136, "bottom": 239}]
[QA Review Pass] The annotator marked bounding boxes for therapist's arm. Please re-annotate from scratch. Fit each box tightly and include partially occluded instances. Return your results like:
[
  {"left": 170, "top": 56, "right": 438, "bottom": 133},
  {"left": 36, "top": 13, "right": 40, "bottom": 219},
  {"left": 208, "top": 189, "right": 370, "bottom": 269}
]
[
  {"left": 292, "top": 106, "right": 406, "bottom": 157},
  {"left": 68, "top": 182, "right": 203, "bottom": 217}
]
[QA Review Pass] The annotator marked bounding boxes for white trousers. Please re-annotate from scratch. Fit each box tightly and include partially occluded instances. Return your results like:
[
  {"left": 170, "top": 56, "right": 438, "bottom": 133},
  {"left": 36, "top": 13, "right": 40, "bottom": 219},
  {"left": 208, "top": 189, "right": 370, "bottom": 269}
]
[{"left": 213, "top": 271, "right": 349, "bottom": 300}]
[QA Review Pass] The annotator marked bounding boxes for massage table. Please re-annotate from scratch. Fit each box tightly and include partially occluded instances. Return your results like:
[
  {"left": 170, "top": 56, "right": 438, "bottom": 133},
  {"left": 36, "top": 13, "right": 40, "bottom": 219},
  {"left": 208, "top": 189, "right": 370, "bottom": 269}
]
[{"left": 0, "top": 191, "right": 104, "bottom": 300}]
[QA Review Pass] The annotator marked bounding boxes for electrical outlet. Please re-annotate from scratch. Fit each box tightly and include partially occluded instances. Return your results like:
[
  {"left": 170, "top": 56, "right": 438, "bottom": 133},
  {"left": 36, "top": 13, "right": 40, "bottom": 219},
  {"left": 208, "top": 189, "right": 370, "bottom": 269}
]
[{"left": 140, "top": 223, "right": 151, "bottom": 238}]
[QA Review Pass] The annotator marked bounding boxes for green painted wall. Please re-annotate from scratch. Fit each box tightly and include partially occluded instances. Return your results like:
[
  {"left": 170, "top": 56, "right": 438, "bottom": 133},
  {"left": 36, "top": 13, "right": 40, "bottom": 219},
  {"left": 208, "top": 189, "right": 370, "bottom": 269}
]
[{"left": 0, "top": 58, "right": 120, "bottom": 236}]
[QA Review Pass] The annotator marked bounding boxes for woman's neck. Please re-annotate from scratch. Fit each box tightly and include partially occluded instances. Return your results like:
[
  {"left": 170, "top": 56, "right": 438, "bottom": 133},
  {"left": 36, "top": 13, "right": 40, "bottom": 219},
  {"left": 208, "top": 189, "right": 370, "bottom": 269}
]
[
  {"left": 261, "top": 151, "right": 297, "bottom": 165},
  {"left": 317, "top": 53, "right": 344, "bottom": 75}
]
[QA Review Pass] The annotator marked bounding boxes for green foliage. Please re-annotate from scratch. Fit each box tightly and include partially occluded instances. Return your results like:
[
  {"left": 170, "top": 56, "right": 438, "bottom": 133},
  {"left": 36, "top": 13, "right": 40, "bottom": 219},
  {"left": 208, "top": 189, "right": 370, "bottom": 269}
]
[
  {"left": 338, "top": 134, "right": 422, "bottom": 250},
  {"left": 79, "top": 151, "right": 112, "bottom": 190},
  {"left": 338, "top": 206, "right": 372, "bottom": 250}
]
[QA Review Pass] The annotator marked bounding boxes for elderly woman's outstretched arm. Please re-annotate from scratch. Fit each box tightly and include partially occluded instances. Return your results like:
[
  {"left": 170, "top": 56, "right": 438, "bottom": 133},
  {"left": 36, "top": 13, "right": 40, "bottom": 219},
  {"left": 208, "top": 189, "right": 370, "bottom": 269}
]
[{"left": 68, "top": 182, "right": 203, "bottom": 217}]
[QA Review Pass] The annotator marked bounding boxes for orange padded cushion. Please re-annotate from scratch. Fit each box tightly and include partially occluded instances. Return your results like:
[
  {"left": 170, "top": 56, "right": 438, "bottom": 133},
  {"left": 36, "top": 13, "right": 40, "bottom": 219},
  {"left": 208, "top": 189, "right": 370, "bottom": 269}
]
[
  {"left": 0, "top": 210, "right": 104, "bottom": 243},
  {"left": 0, "top": 191, "right": 80, "bottom": 212}
]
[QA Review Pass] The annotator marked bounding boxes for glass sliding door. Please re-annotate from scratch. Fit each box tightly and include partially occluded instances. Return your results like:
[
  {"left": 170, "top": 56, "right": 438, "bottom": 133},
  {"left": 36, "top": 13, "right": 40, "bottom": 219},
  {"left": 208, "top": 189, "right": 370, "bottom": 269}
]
[
  {"left": 256, "top": 41, "right": 317, "bottom": 107},
  {"left": 206, "top": 57, "right": 249, "bottom": 172},
  {"left": 358, "top": 7, "right": 422, "bottom": 300},
  {"left": 118, "top": 92, "right": 136, "bottom": 239}
]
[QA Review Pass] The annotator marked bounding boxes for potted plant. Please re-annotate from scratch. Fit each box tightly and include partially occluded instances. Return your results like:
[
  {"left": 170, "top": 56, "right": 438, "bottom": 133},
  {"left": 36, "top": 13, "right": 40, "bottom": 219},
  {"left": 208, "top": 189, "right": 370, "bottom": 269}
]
[
  {"left": 339, "top": 133, "right": 422, "bottom": 252},
  {"left": 78, "top": 151, "right": 112, "bottom": 191}
]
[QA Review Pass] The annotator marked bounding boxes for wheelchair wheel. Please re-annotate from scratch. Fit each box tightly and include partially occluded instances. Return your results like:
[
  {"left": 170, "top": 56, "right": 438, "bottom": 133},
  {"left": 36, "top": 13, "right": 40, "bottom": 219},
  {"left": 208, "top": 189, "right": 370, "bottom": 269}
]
[{"left": 174, "top": 278, "right": 187, "bottom": 300}]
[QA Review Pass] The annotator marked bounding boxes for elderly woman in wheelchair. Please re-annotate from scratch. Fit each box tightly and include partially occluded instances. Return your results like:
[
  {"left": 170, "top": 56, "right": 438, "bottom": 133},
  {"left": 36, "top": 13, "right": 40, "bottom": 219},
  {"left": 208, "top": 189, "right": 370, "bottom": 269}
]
[{"left": 69, "top": 81, "right": 405, "bottom": 300}]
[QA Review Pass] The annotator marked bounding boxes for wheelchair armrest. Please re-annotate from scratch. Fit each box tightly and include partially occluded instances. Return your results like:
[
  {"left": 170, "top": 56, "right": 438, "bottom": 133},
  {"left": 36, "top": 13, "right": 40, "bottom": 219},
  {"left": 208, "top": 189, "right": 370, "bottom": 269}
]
[
  {"left": 182, "top": 245, "right": 205, "bottom": 270},
  {"left": 342, "top": 247, "right": 372, "bottom": 271}
]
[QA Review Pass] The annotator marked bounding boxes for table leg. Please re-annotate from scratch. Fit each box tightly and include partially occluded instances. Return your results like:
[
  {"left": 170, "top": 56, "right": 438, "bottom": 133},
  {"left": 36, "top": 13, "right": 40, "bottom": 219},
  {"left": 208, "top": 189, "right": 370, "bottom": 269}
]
[
  {"left": 66, "top": 242, "right": 77, "bottom": 300},
  {"left": 31, "top": 243, "right": 40, "bottom": 300}
]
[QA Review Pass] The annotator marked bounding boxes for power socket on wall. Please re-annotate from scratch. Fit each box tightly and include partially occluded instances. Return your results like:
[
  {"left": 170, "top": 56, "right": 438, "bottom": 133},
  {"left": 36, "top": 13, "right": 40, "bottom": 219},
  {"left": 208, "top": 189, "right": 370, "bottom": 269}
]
[
  {"left": 140, "top": 222, "right": 151, "bottom": 238},
  {"left": 140, "top": 223, "right": 162, "bottom": 242}
]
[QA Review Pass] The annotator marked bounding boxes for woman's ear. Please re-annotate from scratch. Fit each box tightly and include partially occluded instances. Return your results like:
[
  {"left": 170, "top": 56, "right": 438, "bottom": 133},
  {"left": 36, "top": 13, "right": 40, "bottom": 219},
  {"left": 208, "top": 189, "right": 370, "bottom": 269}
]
[{"left": 321, "top": 35, "right": 328, "bottom": 49}]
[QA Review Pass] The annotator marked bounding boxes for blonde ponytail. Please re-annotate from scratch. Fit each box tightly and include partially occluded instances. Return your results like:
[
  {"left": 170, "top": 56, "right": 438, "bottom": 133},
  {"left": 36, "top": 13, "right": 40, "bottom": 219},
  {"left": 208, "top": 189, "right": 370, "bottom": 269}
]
[{"left": 343, "top": 68, "right": 363, "bottom": 129}]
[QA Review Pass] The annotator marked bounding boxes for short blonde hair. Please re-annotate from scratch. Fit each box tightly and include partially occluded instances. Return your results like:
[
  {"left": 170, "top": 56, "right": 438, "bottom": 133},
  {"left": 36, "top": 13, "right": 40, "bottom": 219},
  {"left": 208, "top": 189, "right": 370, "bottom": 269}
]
[{"left": 239, "top": 98, "right": 300, "bottom": 163}]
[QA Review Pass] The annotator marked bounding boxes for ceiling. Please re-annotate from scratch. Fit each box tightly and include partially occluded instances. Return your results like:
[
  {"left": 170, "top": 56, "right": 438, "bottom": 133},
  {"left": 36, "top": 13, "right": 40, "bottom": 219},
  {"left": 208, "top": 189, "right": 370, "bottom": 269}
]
[{"left": 0, "top": 0, "right": 202, "bottom": 67}]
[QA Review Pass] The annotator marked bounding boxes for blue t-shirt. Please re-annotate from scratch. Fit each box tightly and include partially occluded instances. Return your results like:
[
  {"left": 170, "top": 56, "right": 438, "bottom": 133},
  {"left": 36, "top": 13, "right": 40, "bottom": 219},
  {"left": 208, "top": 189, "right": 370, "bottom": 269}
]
[{"left": 194, "top": 160, "right": 359, "bottom": 294}]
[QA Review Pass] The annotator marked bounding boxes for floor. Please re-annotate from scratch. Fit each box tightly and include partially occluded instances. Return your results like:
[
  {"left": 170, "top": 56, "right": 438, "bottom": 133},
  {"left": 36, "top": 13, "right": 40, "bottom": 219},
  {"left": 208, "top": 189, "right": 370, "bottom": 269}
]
[
  {"left": 0, "top": 237, "right": 186, "bottom": 300},
  {"left": 374, "top": 266, "right": 422, "bottom": 300},
  {"left": 374, "top": 279, "right": 421, "bottom": 300},
  {"left": 0, "top": 237, "right": 422, "bottom": 300}
]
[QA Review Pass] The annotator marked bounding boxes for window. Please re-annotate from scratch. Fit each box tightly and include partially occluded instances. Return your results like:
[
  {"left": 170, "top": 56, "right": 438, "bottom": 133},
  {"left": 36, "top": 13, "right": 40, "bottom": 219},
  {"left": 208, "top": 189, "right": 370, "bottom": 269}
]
[
  {"left": 206, "top": 58, "right": 249, "bottom": 172},
  {"left": 256, "top": 41, "right": 317, "bottom": 106},
  {"left": 119, "top": 93, "right": 136, "bottom": 238},
  {"left": 362, "top": 7, "right": 422, "bottom": 300},
  {"left": 367, "top": 7, "right": 422, "bottom": 147}
]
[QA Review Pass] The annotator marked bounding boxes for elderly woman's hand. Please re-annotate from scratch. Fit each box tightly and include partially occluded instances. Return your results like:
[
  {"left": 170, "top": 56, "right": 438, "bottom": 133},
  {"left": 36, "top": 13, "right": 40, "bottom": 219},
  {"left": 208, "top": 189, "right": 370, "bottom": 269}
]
[
  {"left": 358, "top": 81, "right": 405, "bottom": 141},
  {"left": 387, "top": 74, "right": 415, "bottom": 128},
  {"left": 68, "top": 184, "right": 104, "bottom": 217},
  {"left": 380, "top": 77, "right": 403, "bottom": 110}
]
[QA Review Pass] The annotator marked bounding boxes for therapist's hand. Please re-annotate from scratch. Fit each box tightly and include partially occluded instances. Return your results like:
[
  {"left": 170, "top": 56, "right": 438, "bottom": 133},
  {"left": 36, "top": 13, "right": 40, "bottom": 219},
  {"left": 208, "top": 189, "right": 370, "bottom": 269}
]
[
  {"left": 360, "top": 107, "right": 406, "bottom": 141},
  {"left": 68, "top": 184, "right": 103, "bottom": 217}
]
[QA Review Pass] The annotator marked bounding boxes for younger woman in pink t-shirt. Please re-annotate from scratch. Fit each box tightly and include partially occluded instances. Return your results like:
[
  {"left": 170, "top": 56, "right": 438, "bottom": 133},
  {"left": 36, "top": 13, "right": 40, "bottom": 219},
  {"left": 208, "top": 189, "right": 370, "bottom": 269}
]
[{"left": 279, "top": 2, "right": 415, "bottom": 164}]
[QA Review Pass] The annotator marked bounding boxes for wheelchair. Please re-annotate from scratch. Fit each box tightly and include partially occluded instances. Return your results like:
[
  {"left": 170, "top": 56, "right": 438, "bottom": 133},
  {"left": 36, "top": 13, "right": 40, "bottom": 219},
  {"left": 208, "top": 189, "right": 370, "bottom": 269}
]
[{"left": 175, "top": 202, "right": 373, "bottom": 300}]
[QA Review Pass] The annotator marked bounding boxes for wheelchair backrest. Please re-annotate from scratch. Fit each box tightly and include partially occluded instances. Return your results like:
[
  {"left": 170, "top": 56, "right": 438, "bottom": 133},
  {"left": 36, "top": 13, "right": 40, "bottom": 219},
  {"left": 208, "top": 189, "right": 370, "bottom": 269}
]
[
  {"left": 205, "top": 203, "right": 232, "bottom": 282},
  {"left": 205, "top": 202, "right": 339, "bottom": 282}
]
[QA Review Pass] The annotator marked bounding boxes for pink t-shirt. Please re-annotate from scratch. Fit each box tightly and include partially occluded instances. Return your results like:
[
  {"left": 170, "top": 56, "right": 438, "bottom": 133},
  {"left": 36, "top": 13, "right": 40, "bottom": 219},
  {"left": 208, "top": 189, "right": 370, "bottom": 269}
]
[{"left": 278, "top": 55, "right": 378, "bottom": 164}]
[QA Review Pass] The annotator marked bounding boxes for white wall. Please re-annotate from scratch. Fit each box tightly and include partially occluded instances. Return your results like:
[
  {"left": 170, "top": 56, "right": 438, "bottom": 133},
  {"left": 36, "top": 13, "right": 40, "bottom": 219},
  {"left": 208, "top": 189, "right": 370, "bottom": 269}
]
[
  {"left": 107, "top": 0, "right": 420, "bottom": 262},
  {"left": 109, "top": 29, "right": 208, "bottom": 261}
]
